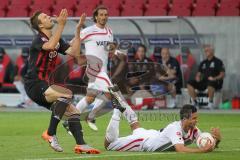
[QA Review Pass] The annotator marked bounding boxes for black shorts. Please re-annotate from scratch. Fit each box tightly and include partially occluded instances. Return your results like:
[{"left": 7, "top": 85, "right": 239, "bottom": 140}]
[
  {"left": 24, "top": 80, "right": 53, "bottom": 109},
  {"left": 188, "top": 79, "right": 223, "bottom": 91}
]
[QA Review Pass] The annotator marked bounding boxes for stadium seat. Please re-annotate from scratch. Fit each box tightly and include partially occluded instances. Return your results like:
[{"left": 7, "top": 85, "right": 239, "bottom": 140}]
[
  {"left": 217, "top": 0, "right": 240, "bottom": 16},
  {"left": 147, "top": 0, "right": 169, "bottom": 4},
  {"left": 170, "top": 0, "right": 195, "bottom": 15},
  {"left": 192, "top": 4, "right": 216, "bottom": 16},
  {"left": 144, "top": 4, "right": 167, "bottom": 16},
  {"left": 79, "top": 0, "right": 100, "bottom": 6},
  {"left": 32, "top": 0, "right": 55, "bottom": 5},
  {"left": 168, "top": 4, "right": 192, "bottom": 16},
  {"left": 29, "top": 4, "right": 52, "bottom": 16},
  {"left": 104, "top": 4, "right": 121, "bottom": 16},
  {"left": 1, "top": 0, "right": 10, "bottom": 6},
  {"left": 121, "top": 3, "right": 144, "bottom": 16},
  {"left": 6, "top": 5, "right": 29, "bottom": 17},
  {"left": 10, "top": 0, "right": 32, "bottom": 5},
  {"left": 75, "top": 4, "right": 96, "bottom": 17},
  {"left": 100, "top": 0, "right": 122, "bottom": 16},
  {"left": 0, "top": 9, "right": 5, "bottom": 17}
]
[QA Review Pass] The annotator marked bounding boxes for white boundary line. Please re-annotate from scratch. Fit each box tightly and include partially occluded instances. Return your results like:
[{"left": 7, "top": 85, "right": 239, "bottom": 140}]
[
  {"left": 21, "top": 152, "right": 176, "bottom": 160},
  {"left": 20, "top": 149, "right": 240, "bottom": 160}
]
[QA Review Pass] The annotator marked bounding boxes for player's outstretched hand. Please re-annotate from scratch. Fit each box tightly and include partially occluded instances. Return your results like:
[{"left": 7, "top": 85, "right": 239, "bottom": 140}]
[
  {"left": 76, "top": 13, "right": 86, "bottom": 30},
  {"left": 211, "top": 127, "right": 221, "bottom": 141},
  {"left": 56, "top": 9, "right": 68, "bottom": 26},
  {"left": 200, "top": 141, "right": 215, "bottom": 153}
]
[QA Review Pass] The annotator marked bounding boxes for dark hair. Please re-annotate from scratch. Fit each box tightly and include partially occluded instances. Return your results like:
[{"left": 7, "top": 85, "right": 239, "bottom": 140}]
[
  {"left": 30, "top": 11, "right": 42, "bottom": 31},
  {"left": 137, "top": 44, "right": 147, "bottom": 53},
  {"left": 180, "top": 104, "right": 197, "bottom": 120},
  {"left": 92, "top": 5, "right": 108, "bottom": 23}
]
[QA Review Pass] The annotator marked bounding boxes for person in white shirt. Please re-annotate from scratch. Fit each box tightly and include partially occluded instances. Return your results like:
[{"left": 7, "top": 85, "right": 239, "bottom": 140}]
[
  {"left": 104, "top": 104, "right": 221, "bottom": 153},
  {"left": 75, "top": 5, "right": 138, "bottom": 131}
]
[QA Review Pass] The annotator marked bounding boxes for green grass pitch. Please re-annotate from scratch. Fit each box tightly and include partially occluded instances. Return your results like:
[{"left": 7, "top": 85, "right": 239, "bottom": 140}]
[{"left": 0, "top": 111, "right": 240, "bottom": 160}]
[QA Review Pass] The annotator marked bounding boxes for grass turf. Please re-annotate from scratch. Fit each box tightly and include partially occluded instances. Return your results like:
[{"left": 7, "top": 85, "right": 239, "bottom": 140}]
[{"left": 0, "top": 111, "right": 239, "bottom": 160}]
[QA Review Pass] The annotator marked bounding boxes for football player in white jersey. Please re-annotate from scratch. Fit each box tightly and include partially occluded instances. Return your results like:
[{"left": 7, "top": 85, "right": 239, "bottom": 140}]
[
  {"left": 105, "top": 104, "right": 221, "bottom": 153},
  {"left": 75, "top": 5, "right": 139, "bottom": 131}
]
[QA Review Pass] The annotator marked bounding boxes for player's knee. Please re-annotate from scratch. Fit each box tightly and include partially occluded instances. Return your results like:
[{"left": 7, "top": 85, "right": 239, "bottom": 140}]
[{"left": 86, "top": 96, "right": 95, "bottom": 104}]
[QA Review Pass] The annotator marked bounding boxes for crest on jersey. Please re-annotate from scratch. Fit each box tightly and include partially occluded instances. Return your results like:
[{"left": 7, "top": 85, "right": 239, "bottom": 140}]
[{"left": 49, "top": 51, "right": 58, "bottom": 60}]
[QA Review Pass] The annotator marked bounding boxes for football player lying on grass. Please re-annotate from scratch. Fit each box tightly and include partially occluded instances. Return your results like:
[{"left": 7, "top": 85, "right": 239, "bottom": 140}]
[{"left": 104, "top": 104, "right": 221, "bottom": 153}]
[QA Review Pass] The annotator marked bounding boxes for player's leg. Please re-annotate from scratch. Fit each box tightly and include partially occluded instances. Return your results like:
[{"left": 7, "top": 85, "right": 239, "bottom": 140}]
[
  {"left": 104, "top": 109, "right": 121, "bottom": 148},
  {"left": 45, "top": 86, "right": 100, "bottom": 154},
  {"left": 41, "top": 85, "right": 73, "bottom": 152},
  {"left": 76, "top": 92, "right": 96, "bottom": 113},
  {"left": 14, "top": 80, "right": 31, "bottom": 108},
  {"left": 207, "top": 81, "right": 217, "bottom": 108},
  {"left": 86, "top": 93, "right": 112, "bottom": 131},
  {"left": 108, "top": 85, "right": 140, "bottom": 130},
  {"left": 64, "top": 104, "right": 100, "bottom": 154},
  {"left": 187, "top": 80, "right": 198, "bottom": 105}
]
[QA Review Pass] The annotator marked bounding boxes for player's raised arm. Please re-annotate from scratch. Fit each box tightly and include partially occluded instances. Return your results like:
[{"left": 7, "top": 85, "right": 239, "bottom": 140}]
[
  {"left": 42, "top": 9, "right": 68, "bottom": 50},
  {"left": 65, "top": 13, "right": 87, "bottom": 65}
]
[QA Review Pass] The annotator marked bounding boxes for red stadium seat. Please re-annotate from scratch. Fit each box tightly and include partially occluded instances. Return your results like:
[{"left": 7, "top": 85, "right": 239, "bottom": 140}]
[
  {"left": 168, "top": 4, "right": 191, "bottom": 16},
  {"left": 192, "top": 4, "right": 216, "bottom": 16},
  {"left": 0, "top": 9, "right": 5, "bottom": 17},
  {"left": 10, "top": 0, "right": 32, "bottom": 5},
  {"left": 98, "top": 0, "right": 122, "bottom": 16},
  {"left": 75, "top": 4, "right": 96, "bottom": 17},
  {"left": 104, "top": 4, "right": 120, "bottom": 16},
  {"left": 2, "top": 0, "right": 10, "bottom": 6},
  {"left": 7, "top": 5, "right": 29, "bottom": 17},
  {"left": 121, "top": 3, "right": 144, "bottom": 16},
  {"left": 217, "top": 3, "right": 239, "bottom": 16},
  {"left": 29, "top": 4, "right": 52, "bottom": 16},
  {"left": 32, "top": 0, "right": 55, "bottom": 5},
  {"left": 144, "top": 4, "right": 167, "bottom": 16},
  {"left": 195, "top": 0, "right": 218, "bottom": 5},
  {"left": 79, "top": 0, "right": 100, "bottom": 6},
  {"left": 147, "top": 0, "right": 169, "bottom": 4}
]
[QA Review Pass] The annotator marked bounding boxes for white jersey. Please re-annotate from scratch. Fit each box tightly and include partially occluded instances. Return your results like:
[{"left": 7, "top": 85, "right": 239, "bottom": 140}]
[
  {"left": 107, "top": 121, "right": 201, "bottom": 152},
  {"left": 80, "top": 24, "right": 113, "bottom": 72},
  {"left": 80, "top": 24, "right": 114, "bottom": 92}
]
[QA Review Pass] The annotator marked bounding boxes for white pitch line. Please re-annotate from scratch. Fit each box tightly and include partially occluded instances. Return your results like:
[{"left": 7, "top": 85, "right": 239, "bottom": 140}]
[
  {"left": 20, "top": 149, "right": 240, "bottom": 160},
  {"left": 21, "top": 152, "right": 176, "bottom": 160}
]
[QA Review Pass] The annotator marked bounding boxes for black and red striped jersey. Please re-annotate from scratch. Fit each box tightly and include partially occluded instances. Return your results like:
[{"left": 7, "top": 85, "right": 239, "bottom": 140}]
[{"left": 24, "top": 32, "right": 69, "bottom": 82}]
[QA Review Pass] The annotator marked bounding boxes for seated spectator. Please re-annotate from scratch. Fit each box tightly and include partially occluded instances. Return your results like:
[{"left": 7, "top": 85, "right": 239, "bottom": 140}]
[
  {"left": 176, "top": 46, "right": 197, "bottom": 84},
  {"left": 108, "top": 47, "right": 128, "bottom": 94},
  {"left": 128, "top": 44, "right": 154, "bottom": 92},
  {"left": 187, "top": 44, "right": 225, "bottom": 109},
  {"left": 0, "top": 47, "right": 14, "bottom": 92},
  {"left": 14, "top": 47, "right": 32, "bottom": 108},
  {"left": 150, "top": 46, "right": 162, "bottom": 62},
  {"left": 154, "top": 48, "right": 183, "bottom": 108}
]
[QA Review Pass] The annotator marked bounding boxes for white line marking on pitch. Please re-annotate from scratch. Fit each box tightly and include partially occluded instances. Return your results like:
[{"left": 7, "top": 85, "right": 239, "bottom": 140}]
[
  {"left": 20, "top": 149, "right": 240, "bottom": 160},
  {"left": 21, "top": 152, "right": 176, "bottom": 160}
]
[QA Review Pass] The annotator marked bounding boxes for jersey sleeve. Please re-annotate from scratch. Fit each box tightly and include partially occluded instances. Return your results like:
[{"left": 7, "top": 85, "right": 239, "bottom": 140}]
[
  {"left": 218, "top": 59, "right": 225, "bottom": 72},
  {"left": 32, "top": 37, "right": 45, "bottom": 51},
  {"left": 166, "top": 125, "right": 184, "bottom": 145},
  {"left": 80, "top": 28, "right": 90, "bottom": 42},
  {"left": 58, "top": 38, "right": 70, "bottom": 55}
]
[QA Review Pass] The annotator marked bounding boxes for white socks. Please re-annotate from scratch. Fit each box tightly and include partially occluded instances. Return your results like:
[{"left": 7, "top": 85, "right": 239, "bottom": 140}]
[
  {"left": 88, "top": 98, "right": 109, "bottom": 120},
  {"left": 76, "top": 97, "right": 89, "bottom": 113},
  {"left": 105, "top": 109, "right": 121, "bottom": 143},
  {"left": 114, "top": 91, "right": 138, "bottom": 124},
  {"left": 14, "top": 81, "right": 30, "bottom": 103}
]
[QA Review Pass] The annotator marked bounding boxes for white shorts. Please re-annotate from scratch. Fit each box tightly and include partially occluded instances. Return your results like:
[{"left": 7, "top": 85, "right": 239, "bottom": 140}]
[
  {"left": 86, "top": 67, "right": 113, "bottom": 93},
  {"left": 107, "top": 128, "right": 148, "bottom": 152}
]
